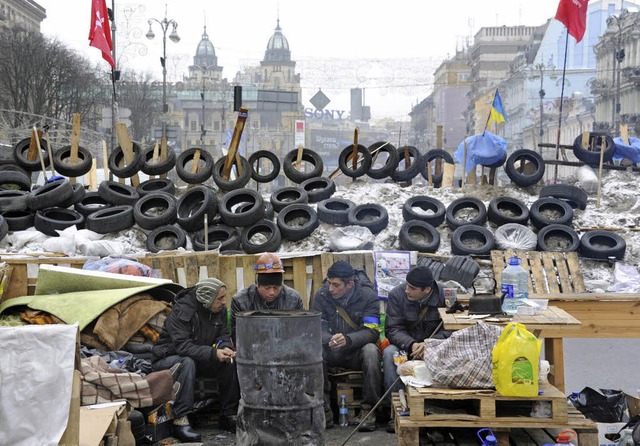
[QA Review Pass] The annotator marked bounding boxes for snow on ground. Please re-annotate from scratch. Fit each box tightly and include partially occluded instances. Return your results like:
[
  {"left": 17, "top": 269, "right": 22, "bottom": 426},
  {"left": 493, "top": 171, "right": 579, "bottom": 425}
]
[{"left": 1, "top": 168, "right": 639, "bottom": 292}]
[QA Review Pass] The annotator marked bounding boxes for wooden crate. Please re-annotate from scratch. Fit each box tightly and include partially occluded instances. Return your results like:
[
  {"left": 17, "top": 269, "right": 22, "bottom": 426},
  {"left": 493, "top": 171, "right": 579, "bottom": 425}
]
[
  {"left": 406, "top": 382, "right": 568, "bottom": 425},
  {"left": 491, "top": 250, "right": 585, "bottom": 295},
  {"left": 393, "top": 395, "right": 597, "bottom": 446}
]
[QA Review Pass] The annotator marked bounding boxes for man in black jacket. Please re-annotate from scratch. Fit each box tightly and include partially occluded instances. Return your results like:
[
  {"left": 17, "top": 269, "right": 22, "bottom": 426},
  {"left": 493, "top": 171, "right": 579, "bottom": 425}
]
[
  {"left": 230, "top": 252, "right": 304, "bottom": 342},
  {"left": 152, "top": 278, "right": 239, "bottom": 442},
  {"left": 383, "top": 265, "right": 449, "bottom": 432},
  {"left": 311, "top": 260, "right": 381, "bottom": 432}
]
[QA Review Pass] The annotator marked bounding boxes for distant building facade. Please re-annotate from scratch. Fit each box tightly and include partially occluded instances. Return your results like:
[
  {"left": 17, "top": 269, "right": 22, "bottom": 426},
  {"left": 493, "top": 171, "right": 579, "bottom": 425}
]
[{"left": 0, "top": 0, "right": 45, "bottom": 32}]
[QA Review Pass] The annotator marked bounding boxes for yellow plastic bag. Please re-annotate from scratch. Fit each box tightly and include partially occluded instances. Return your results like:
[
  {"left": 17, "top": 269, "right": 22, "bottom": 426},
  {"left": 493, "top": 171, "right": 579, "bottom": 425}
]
[{"left": 492, "top": 323, "right": 540, "bottom": 397}]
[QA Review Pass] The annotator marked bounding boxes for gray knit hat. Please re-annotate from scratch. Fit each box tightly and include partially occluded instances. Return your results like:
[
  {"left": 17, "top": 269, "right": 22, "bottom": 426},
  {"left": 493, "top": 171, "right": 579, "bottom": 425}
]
[{"left": 195, "top": 278, "right": 225, "bottom": 307}]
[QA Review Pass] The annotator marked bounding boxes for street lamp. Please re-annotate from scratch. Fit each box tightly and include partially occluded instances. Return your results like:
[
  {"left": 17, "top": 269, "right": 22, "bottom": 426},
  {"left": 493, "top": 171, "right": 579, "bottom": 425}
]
[
  {"left": 194, "top": 65, "right": 211, "bottom": 150},
  {"left": 533, "top": 62, "right": 555, "bottom": 151},
  {"left": 606, "top": 13, "right": 625, "bottom": 132},
  {"left": 146, "top": 7, "right": 180, "bottom": 139}
]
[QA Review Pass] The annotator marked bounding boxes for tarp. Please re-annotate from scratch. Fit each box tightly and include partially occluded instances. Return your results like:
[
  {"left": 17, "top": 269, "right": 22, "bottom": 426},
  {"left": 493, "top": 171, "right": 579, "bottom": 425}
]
[
  {"left": 454, "top": 131, "right": 508, "bottom": 173},
  {"left": 613, "top": 136, "right": 640, "bottom": 164},
  {"left": 0, "top": 324, "right": 77, "bottom": 446}
]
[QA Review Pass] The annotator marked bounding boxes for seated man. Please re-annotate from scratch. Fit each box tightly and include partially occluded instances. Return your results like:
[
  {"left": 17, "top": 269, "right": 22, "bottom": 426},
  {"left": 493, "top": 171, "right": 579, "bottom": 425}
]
[
  {"left": 230, "top": 252, "right": 304, "bottom": 342},
  {"left": 152, "top": 278, "right": 239, "bottom": 442},
  {"left": 383, "top": 265, "right": 450, "bottom": 433},
  {"left": 311, "top": 260, "right": 381, "bottom": 432}
]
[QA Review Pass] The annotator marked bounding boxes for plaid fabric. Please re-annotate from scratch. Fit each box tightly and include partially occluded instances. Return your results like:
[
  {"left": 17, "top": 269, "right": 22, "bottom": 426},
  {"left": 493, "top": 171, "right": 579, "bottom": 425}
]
[
  {"left": 80, "top": 355, "right": 175, "bottom": 408},
  {"left": 423, "top": 322, "right": 503, "bottom": 389}
]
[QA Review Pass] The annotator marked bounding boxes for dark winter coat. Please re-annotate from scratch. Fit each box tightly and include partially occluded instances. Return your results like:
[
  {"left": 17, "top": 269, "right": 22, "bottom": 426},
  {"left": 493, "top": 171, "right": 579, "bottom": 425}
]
[
  {"left": 385, "top": 281, "right": 449, "bottom": 352},
  {"left": 311, "top": 270, "right": 380, "bottom": 352},
  {"left": 152, "top": 286, "right": 232, "bottom": 363},
  {"left": 230, "top": 284, "right": 304, "bottom": 340}
]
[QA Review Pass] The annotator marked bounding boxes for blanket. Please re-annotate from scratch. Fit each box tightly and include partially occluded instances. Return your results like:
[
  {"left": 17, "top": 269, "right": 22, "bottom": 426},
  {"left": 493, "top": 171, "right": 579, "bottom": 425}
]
[{"left": 80, "top": 355, "right": 175, "bottom": 408}]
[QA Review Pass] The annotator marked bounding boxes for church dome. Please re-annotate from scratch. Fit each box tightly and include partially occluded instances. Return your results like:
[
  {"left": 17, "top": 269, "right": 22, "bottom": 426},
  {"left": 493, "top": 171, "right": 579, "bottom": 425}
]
[
  {"left": 264, "top": 19, "right": 291, "bottom": 62},
  {"left": 194, "top": 26, "right": 218, "bottom": 67}
]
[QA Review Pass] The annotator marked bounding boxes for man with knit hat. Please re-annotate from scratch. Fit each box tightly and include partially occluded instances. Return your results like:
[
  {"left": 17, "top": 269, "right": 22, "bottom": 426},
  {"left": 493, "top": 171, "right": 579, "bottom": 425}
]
[
  {"left": 311, "top": 260, "right": 381, "bottom": 432},
  {"left": 230, "top": 252, "right": 304, "bottom": 342},
  {"left": 383, "top": 265, "right": 450, "bottom": 433},
  {"left": 152, "top": 278, "right": 240, "bottom": 442}
]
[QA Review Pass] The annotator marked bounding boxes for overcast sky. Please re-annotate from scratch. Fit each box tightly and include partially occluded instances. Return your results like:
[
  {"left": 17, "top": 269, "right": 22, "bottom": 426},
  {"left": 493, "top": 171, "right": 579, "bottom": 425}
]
[{"left": 39, "top": 0, "right": 570, "bottom": 120}]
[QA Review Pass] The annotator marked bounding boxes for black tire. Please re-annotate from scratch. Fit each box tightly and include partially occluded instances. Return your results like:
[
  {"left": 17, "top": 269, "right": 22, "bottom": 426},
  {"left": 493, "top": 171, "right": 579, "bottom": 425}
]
[
  {"left": 176, "top": 185, "right": 218, "bottom": 232},
  {"left": 98, "top": 180, "right": 140, "bottom": 206},
  {"left": 539, "top": 184, "right": 588, "bottom": 210},
  {"left": 317, "top": 198, "right": 355, "bottom": 226},
  {"left": 58, "top": 183, "right": 86, "bottom": 209},
  {"left": 176, "top": 148, "right": 214, "bottom": 184},
  {"left": 219, "top": 188, "right": 265, "bottom": 227},
  {"left": 0, "top": 190, "right": 29, "bottom": 212},
  {"left": 445, "top": 197, "right": 488, "bottom": 230},
  {"left": 248, "top": 150, "right": 280, "bottom": 183},
  {"left": 146, "top": 225, "right": 187, "bottom": 253},
  {"left": 504, "top": 149, "right": 545, "bottom": 187},
  {"left": 133, "top": 191, "right": 177, "bottom": 230},
  {"left": 529, "top": 197, "right": 573, "bottom": 230},
  {"left": 487, "top": 196, "right": 529, "bottom": 226},
  {"left": 338, "top": 144, "right": 372, "bottom": 178},
  {"left": 480, "top": 152, "right": 507, "bottom": 168},
  {"left": 0, "top": 163, "right": 30, "bottom": 178},
  {"left": 34, "top": 207, "right": 85, "bottom": 237},
  {"left": 0, "top": 170, "right": 32, "bottom": 191},
  {"left": 240, "top": 219, "right": 283, "bottom": 254},
  {"left": 300, "top": 177, "right": 336, "bottom": 203},
  {"left": 366, "top": 141, "right": 398, "bottom": 179},
  {"left": 277, "top": 203, "right": 320, "bottom": 241},
  {"left": 398, "top": 220, "right": 441, "bottom": 253},
  {"left": 85, "top": 205, "right": 134, "bottom": 233},
  {"left": 537, "top": 224, "right": 580, "bottom": 252},
  {"left": 0, "top": 215, "right": 8, "bottom": 241},
  {"left": 136, "top": 178, "right": 176, "bottom": 197},
  {"left": 415, "top": 257, "right": 444, "bottom": 281},
  {"left": 282, "top": 149, "right": 324, "bottom": 183},
  {"left": 572, "top": 132, "right": 616, "bottom": 166},
  {"left": 439, "top": 255, "right": 480, "bottom": 288},
  {"left": 236, "top": 201, "right": 274, "bottom": 221},
  {"left": 12, "top": 137, "right": 51, "bottom": 171},
  {"left": 212, "top": 155, "right": 251, "bottom": 191},
  {"left": 27, "top": 179, "right": 74, "bottom": 210},
  {"left": 578, "top": 230, "right": 626, "bottom": 260},
  {"left": 270, "top": 186, "right": 309, "bottom": 213},
  {"left": 74, "top": 191, "right": 113, "bottom": 218},
  {"left": 108, "top": 142, "right": 144, "bottom": 178},
  {"left": 391, "top": 146, "right": 421, "bottom": 182},
  {"left": 53, "top": 145, "right": 93, "bottom": 177},
  {"left": 451, "top": 225, "right": 495, "bottom": 256},
  {"left": 402, "top": 196, "right": 446, "bottom": 227},
  {"left": 419, "top": 149, "right": 454, "bottom": 186},
  {"left": 140, "top": 145, "right": 176, "bottom": 176},
  {"left": 2, "top": 210, "right": 35, "bottom": 231},
  {"left": 193, "top": 224, "right": 240, "bottom": 252},
  {"left": 347, "top": 203, "right": 389, "bottom": 235}
]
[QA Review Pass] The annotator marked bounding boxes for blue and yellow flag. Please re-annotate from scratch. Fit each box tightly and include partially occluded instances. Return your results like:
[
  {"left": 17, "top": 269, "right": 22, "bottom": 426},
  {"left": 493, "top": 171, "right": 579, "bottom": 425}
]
[{"left": 488, "top": 90, "right": 508, "bottom": 126}]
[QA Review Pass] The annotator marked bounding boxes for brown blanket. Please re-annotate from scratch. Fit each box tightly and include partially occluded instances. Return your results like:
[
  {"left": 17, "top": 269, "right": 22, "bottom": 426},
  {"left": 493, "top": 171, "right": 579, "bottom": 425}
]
[{"left": 80, "top": 355, "right": 175, "bottom": 408}]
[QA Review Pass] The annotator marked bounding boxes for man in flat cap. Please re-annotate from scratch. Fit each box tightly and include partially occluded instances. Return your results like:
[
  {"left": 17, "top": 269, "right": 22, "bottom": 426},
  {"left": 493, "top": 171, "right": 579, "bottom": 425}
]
[
  {"left": 152, "top": 278, "right": 239, "bottom": 442},
  {"left": 311, "top": 260, "right": 381, "bottom": 432},
  {"left": 383, "top": 265, "right": 450, "bottom": 432},
  {"left": 230, "top": 252, "right": 304, "bottom": 342}
]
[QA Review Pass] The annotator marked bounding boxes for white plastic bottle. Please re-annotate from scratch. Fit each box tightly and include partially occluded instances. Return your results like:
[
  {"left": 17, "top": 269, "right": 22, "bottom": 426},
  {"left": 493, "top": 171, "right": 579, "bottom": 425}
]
[{"left": 501, "top": 256, "right": 529, "bottom": 314}]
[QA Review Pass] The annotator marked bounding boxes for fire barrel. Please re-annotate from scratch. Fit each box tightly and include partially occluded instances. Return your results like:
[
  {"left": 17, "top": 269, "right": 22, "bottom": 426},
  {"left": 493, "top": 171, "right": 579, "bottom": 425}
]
[{"left": 235, "top": 310, "right": 325, "bottom": 445}]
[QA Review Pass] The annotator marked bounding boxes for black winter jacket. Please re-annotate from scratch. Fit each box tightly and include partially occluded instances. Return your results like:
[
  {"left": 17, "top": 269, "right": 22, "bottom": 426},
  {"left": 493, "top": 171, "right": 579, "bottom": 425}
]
[
  {"left": 152, "top": 286, "right": 232, "bottom": 363},
  {"left": 311, "top": 270, "right": 380, "bottom": 351},
  {"left": 385, "top": 281, "right": 449, "bottom": 352}
]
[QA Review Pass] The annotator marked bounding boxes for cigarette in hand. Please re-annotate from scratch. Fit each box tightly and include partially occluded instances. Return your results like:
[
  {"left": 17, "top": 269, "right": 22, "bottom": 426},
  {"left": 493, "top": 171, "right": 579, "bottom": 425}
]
[{"left": 329, "top": 340, "right": 337, "bottom": 346}]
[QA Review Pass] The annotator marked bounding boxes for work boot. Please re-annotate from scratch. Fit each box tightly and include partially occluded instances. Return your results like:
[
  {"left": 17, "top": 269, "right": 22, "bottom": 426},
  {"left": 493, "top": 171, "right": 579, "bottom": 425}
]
[
  {"left": 386, "top": 419, "right": 395, "bottom": 433},
  {"left": 351, "top": 411, "right": 377, "bottom": 432},
  {"left": 172, "top": 416, "right": 201, "bottom": 442}
]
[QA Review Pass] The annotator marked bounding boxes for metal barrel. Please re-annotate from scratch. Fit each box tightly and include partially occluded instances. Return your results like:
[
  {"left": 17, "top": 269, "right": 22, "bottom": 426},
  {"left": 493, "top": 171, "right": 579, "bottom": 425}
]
[{"left": 236, "top": 310, "right": 325, "bottom": 446}]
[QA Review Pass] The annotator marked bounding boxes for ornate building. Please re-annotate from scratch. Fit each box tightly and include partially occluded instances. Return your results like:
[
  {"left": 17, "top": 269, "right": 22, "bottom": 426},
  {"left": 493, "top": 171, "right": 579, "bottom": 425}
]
[{"left": 0, "top": 0, "right": 45, "bottom": 32}]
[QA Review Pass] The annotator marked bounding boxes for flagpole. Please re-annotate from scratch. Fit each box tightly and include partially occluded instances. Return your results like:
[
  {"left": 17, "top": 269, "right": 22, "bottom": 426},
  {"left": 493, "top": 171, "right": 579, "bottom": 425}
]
[
  {"left": 110, "top": 0, "right": 117, "bottom": 155},
  {"left": 482, "top": 89, "right": 498, "bottom": 136},
  {"left": 554, "top": 32, "right": 570, "bottom": 182}
]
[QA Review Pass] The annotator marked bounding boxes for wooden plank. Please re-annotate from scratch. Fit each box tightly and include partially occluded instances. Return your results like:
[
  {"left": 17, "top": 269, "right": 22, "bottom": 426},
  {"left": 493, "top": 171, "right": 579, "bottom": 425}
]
[
  {"left": 183, "top": 255, "right": 200, "bottom": 288},
  {"left": 540, "top": 252, "right": 561, "bottom": 294},
  {"left": 222, "top": 107, "right": 248, "bottom": 180},
  {"left": 68, "top": 113, "right": 81, "bottom": 182},
  {"left": 566, "top": 252, "right": 585, "bottom": 293},
  {"left": 291, "top": 257, "right": 309, "bottom": 309},
  {"left": 3, "top": 264, "right": 28, "bottom": 299},
  {"left": 114, "top": 123, "right": 140, "bottom": 187},
  {"left": 528, "top": 252, "right": 546, "bottom": 295},
  {"left": 441, "top": 163, "right": 455, "bottom": 188},
  {"left": 553, "top": 253, "right": 572, "bottom": 293}
]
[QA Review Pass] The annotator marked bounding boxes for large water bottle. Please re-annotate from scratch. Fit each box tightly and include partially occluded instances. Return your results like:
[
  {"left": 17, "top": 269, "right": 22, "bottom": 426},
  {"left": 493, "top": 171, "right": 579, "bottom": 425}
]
[{"left": 501, "top": 256, "right": 529, "bottom": 314}]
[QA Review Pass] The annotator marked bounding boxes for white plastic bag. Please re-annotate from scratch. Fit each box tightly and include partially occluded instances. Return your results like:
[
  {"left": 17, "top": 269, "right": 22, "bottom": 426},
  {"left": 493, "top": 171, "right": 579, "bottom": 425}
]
[
  {"left": 494, "top": 223, "right": 537, "bottom": 250},
  {"left": 608, "top": 262, "right": 640, "bottom": 293}
]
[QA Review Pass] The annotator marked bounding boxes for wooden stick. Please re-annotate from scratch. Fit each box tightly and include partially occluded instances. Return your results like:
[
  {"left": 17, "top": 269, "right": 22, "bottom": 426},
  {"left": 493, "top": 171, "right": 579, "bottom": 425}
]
[
  {"left": 222, "top": 107, "right": 248, "bottom": 180},
  {"left": 26, "top": 128, "right": 41, "bottom": 162},
  {"left": 427, "top": 161, "right": 433, "bottom": 187},
  {"left": 328, "top": 141, "right": 390, "bottom": 180},
  {"left": 596, "top": 136, "right": 606, "bottom": 208},
  {"left": 45, "top": 130, "right": 55, "bottom": 177},
  {"left": 295, "top": 145, "right": 304, "bottom": 171},
  {"left": 102, "top": 140, "right": 109, "bottom": 183},
  {"left": 114, "top": 123, "right": 140, "bottom": 187},
  {"left": 620, "top": 123, "right": 630, "bottom": 145},
  {"left": 461, "top": 136, "right": 467, "bottom": 192},
  {"left": 203, "top": 214, "right": 208, "bottom": 252},
  {"left": 69, "top": 113, "right": 81, "bottom": 184},
  {"left": 352, "top": 128, "right": 359, "bottom": 173},
  {"left": 33, "top": 126, "right": 48, "bottom": 182},
  {"left": 190, "top": 150, "right": 201, "bottom": 174},
  {"left": 160, "top": 137, "right": 168, "bottom": 179},
  {"left": 88, "top": 158, "right": 98, "bottom": 191}
]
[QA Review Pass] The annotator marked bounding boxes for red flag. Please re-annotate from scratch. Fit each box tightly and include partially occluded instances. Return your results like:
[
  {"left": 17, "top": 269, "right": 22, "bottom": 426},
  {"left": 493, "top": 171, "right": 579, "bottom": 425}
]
[
  {"left": 88, "top": 0, "right": 115, "bottom": 67},
  {"left": 555, "top": 0, "right": 588, "bottom": 43}
]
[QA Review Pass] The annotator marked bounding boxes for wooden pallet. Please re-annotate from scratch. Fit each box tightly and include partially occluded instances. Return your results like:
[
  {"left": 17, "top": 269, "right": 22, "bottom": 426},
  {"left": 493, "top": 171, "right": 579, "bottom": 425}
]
[
  {"left": 406, "top": 382, "right": 567, "bottom": 424},
  {"left": 393, "top": 395, "right": 597, "bottom": 446},
  {"left": 491, "top": 250, "right": 585, "bottom": 295}
]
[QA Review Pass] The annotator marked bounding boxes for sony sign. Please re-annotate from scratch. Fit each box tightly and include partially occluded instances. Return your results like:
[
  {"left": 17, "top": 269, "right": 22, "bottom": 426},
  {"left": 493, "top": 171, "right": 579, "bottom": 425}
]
[{"left": 304, "top": 108, "right": 346, "bottom": 120}]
